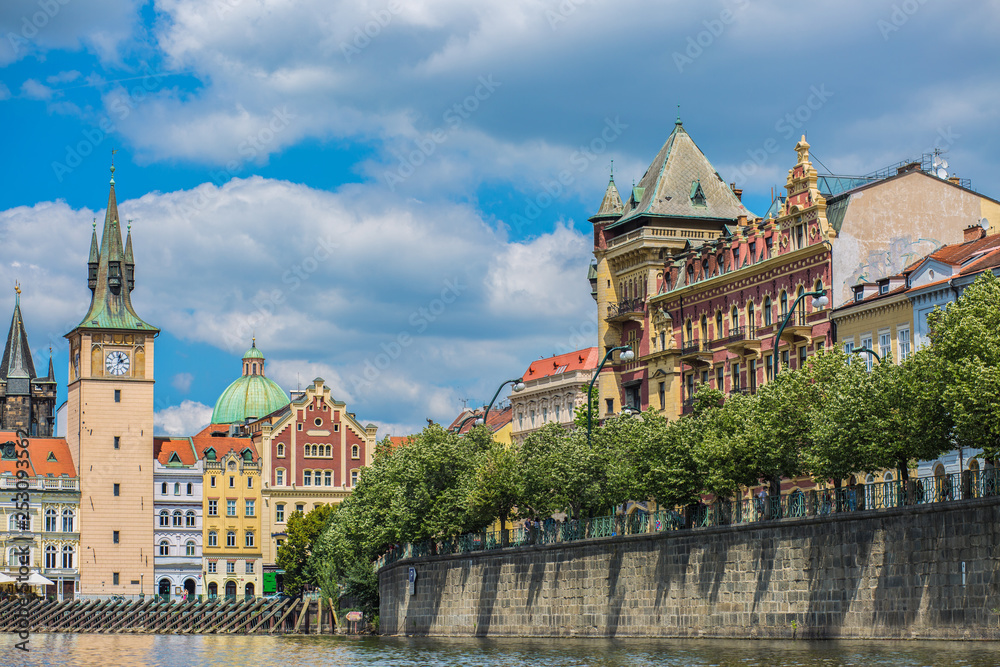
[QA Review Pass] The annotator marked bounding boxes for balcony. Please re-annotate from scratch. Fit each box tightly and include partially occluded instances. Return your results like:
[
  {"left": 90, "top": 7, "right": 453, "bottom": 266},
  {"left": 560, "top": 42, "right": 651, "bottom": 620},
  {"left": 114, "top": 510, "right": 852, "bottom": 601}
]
[
  {"left": 723, "top": 325, "right": 761, "bottom": 357},
  {"left": 679, "top": 340, "right": 713, "bottom": 367},
  {"left": 778, "top": 310, "right": 816, "bottom": 345},
  {"left": 606, "top": 298, "right": 646, "bottom": 322},
  {"left": 681, "top": 397, "right": 695, "bottom": 415}
]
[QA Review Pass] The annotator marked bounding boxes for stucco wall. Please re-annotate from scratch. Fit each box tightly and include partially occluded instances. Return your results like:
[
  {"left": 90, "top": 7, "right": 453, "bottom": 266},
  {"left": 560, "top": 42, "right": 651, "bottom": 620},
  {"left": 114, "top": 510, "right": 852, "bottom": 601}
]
[{"left": 380, "top": 496, "right": 1000, "bottom": 639}]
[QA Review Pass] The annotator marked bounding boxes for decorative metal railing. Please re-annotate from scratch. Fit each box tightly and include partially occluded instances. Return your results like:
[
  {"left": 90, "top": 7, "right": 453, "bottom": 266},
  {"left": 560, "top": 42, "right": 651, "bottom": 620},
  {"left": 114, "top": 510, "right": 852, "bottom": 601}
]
[
  {"left": 375, "top": 467, "right": 1000, "bottom": 571},
  {"left": 723, "top": 325, "right": 757, "bottom": 344},
  {"left": 607, "top": 298, "right": 645, "bottom": 319}
]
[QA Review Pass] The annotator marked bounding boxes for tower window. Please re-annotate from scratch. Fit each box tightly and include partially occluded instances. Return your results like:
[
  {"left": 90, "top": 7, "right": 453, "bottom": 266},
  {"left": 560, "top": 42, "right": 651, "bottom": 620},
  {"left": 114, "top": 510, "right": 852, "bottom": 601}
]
[
  {"left": 113, "top": 573, "right": 119, "bottom": 585},
  {"left": 114, "top": 389, "right": 121, "bottom": 403},
  {"left": 114, "top": 436, "right": 120, "bottom": 449},
  {"left": 113, "top": 530, "right": 120, "bottom": 543},
  {"left": 113, "top": 483, "right": 120, "bottom": 496}
]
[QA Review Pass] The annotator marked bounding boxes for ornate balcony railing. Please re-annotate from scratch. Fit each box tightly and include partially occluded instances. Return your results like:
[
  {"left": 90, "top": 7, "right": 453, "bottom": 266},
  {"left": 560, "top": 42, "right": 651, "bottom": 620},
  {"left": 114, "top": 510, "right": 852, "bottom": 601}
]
[{"left": 606, "top": 298, "right": 646, "bottom": 320}]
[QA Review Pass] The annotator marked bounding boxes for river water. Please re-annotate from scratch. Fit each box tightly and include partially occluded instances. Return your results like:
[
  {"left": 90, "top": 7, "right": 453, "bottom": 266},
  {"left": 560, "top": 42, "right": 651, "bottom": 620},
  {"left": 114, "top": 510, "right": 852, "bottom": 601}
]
[{"left": 2, "top": 634, "right": 999, "bottom": 666}]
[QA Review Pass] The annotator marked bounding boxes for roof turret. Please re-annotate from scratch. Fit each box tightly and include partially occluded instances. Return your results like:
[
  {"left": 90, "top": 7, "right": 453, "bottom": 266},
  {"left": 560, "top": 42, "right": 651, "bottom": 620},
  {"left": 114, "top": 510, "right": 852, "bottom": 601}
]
[{"left": 2, "top": 285, "right": 37, "bottom": 392}]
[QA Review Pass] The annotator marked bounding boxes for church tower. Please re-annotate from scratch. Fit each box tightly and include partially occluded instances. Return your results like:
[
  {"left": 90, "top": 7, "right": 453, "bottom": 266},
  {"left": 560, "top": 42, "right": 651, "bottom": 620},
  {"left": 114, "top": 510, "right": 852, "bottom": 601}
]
[
  {"left": 66, "top": 165, "right": 158, "bottom": 598},
  {"left": 0, "top": 286, "right": 57, "bottom": 435}
]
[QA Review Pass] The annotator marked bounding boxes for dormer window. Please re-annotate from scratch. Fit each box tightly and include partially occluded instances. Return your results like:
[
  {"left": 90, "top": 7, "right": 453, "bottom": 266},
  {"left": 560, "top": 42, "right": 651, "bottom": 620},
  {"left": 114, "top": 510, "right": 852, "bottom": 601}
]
[
  {"left": 205, "top": 447, "right": 217, "bottom": 461},
  {"left": 879, "top": 283, "right": 889, "bottom": 294},
  {"left": 854, "top": 287, "right": 864, "bottom": 302},
  {"left": 690, "top": 180, "right": 706, "bottom": 206}
]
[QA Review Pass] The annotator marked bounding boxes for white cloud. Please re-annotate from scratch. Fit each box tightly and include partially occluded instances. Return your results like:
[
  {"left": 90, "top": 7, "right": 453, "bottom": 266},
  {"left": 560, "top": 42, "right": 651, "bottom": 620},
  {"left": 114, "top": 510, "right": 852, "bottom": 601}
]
[
  {"left": 171, "top": 372, "right": 194, "bottom": 393},
  {"left": 20, "top": 79, "right": 53, "bottom": 100},
  {"left": 154, "top": 400, "right": 213, "bottom": 436}
]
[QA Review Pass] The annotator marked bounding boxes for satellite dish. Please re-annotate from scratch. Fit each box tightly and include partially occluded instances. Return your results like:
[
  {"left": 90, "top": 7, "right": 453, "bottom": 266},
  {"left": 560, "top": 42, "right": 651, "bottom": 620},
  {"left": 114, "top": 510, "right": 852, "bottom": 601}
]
[
  {"left": 940, "top": 159, "right": 949, "bottom": 170},
  {"left": 932, "top": 156, "right": 941, "bottom": 167},
  {"left": 936, "top": 168, "right": 949, "bottom": 179},
  {"left": 981, "top": 218, "right": 991, "bottom": 231}
]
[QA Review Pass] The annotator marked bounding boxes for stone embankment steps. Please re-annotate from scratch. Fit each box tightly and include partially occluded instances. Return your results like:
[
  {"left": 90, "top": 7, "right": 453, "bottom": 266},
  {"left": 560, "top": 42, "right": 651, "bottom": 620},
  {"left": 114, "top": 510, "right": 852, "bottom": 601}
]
[{"left": 0, "top": 597, "right": 340, "bottom": 634}]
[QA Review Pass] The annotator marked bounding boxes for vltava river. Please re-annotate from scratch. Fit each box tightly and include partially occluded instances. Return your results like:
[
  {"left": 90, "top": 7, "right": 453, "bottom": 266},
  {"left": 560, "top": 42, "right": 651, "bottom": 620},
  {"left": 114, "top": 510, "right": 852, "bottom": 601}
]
[{"left": 2, "top": 634, "right": 999, "bottom": 666}]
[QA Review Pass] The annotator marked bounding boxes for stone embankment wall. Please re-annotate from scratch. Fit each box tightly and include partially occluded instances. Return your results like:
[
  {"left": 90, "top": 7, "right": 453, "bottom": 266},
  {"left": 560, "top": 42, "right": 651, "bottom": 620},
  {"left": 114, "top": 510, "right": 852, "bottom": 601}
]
[{"left": 379, "top": 496, "right": 1000, "bottom": 639}]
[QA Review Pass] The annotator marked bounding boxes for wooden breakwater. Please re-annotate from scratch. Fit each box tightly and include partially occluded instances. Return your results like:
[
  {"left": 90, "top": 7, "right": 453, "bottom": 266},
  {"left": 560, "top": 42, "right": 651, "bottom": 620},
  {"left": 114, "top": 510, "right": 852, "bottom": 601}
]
[{"left": 0, "top": 597, "right": 343, "bottom": 634}]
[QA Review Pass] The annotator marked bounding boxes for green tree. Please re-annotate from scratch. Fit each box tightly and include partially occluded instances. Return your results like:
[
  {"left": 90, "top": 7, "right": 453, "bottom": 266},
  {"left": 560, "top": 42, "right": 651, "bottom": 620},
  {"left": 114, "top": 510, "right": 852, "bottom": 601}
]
[
  {"left": 519, "top": 423, "right": 606, "bottom": 520},
  {"left": 276, "top": 503, "right": 337, "bottom": 596},
  {"left": 466, "top": 439, "right": 521, "bottom": 545},
  {"left": 925, "top": 271, "right": 1000, "bottom": 460}
]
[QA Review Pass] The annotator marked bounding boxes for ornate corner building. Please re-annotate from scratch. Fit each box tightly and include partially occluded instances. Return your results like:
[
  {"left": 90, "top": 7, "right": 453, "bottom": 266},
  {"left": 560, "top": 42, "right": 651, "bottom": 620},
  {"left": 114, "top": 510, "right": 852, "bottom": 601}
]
[{"left": 593, "top": 121, "right": 1000, "bottom": 419}]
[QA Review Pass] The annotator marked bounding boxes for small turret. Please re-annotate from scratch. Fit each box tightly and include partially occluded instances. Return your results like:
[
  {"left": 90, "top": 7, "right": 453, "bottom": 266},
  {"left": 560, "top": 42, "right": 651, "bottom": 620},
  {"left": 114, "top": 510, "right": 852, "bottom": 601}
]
[
  {"left": 124, "top": 220, "right": 135, "bottom": 293},
  {"left": 88, "top": 220, "right": 99, "bottom": 293}
]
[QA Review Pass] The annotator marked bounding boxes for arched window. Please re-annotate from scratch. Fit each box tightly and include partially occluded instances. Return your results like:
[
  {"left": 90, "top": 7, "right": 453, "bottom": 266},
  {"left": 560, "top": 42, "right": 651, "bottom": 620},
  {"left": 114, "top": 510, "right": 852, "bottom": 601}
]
[
  {"left": 351, "top": 444, "right": 359, "bottom": 460},
  {"left": 185, "top": 511, "right": 196, "bottom": 527},
  {"left": 763, "top": 296, "right": 772, "bottom": 326},
  {"left": 62, "top": 509, "right": 74, "bottom": 533},
  {"left": 172, "top": 510, "right": 183, "bottom": 527},
  {"left": 747, "top": 302, "right": 756, "bottom": 330},
  {"left": 161, "top": 482, "right": 167, "bottom": 495},
  {"left": 45, "top": 545, "right": 57, "bottom": 568},
  {"left": 325, "top": 444, "right": 332, "bottom": 457},
  {"left": 731, "top": 305, "right": 739, "bottom": 330},
  {"left": 780, "top": 291, "right": 788, "bottom": 320},
  {"left": 252, "top": 363, "right": 257, "bottom": 375},
  {"left": 226, "top": 530, "right": 236, "bottom": 547},
  {"left": 245, "top": 531, "right": 255, "bottom": 548},
  {"left": 10, "top": 513, "right": 27, "bottom": 532},
  {"left": 715, "top": 311, "right": 723, "bottom": 338},
  {"left": 185, "top": 541, "right": 195, "bottom": 557},
  {"left": 276, "top": 443, "right": 284, "bottom": 458},
  {"left": 187, "top": 483, "right": 193, "bottom": 495},
  {"left": 45, "top": 508, "right": 57, "bottom": 532},
  {"left": 700, "top": 315, "right": 708, "bottom": 343},
  {"left": 62, "top": 545, "right": 73, "bottom": 569},
  {"left": 174, "top": 482, "right": 180, "bottom": 495},
  {"left": 208, "top": 531, "right": 218, "bottom": 547},
  {"left": 159, "top": 510, "right": 169, "bottom": 527},
  {"left": 159, "top": 540, "right": 170, "bottom": 556},
  {"left": 685, "top": 319, "right": 693, "bottom": 344}
]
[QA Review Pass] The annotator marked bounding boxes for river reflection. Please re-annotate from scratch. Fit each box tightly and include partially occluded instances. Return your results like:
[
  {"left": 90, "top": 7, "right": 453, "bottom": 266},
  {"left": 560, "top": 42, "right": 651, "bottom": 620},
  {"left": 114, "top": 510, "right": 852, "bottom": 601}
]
[{"left": 2, "top": 634, "right": 999, "bottom": 666}]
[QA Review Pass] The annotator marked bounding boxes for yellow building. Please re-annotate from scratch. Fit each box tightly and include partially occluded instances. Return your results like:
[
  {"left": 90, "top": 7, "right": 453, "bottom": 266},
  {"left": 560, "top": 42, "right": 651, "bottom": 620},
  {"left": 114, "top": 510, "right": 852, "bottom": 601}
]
[
  {"left": 194, "top": 433, "right": 261, "bottom": 599},
  {"left": 831, "top": 274, "right": 915, "bottom": 369},
  {"left": 66, "top": 169, "right": 157, "bottom": 599}
]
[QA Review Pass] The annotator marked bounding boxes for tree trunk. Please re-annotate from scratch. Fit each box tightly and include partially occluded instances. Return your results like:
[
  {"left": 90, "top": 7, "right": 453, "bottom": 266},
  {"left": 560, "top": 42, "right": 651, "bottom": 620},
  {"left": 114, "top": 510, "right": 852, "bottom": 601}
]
[{"left": 500, "top": 511, "right": 508, "bottom": 548}]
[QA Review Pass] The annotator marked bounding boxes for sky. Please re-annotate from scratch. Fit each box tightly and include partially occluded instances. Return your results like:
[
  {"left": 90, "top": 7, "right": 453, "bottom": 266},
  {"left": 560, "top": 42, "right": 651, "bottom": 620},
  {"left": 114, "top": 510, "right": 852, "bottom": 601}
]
[{"left": 1, "top": 0, "right": 999, "bottom": 437}]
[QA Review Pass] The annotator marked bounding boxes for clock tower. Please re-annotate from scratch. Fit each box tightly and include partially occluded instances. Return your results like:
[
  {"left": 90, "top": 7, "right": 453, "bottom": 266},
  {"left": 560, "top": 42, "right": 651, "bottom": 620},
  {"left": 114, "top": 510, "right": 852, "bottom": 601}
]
[{"left": 66, "top": 166, "right": 158, "bottom": 598}]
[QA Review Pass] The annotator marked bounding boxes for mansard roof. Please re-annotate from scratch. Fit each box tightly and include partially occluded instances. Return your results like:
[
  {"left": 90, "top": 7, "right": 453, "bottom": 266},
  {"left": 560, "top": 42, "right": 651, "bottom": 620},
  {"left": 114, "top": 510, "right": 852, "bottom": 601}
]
[{"left": 608, "top": 120, "right": 755, "bottom": 229}]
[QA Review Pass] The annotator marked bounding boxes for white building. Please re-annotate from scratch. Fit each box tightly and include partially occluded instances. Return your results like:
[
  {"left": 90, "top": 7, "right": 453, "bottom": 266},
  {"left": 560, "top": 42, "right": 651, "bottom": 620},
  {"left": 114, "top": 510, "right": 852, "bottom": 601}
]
[
  {"left": 511, "top": 347, "right": 599, "bottom": 442},
  {"left": 153, "top": 437, "right": 203, "bottom": 600}
]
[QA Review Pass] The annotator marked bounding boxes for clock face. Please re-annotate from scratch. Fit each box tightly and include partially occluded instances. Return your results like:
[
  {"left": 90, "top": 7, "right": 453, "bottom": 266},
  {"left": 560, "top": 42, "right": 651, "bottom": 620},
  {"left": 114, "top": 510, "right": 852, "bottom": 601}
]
[{"left": 105, "top": 350, "right": 130, "bottom": 376}]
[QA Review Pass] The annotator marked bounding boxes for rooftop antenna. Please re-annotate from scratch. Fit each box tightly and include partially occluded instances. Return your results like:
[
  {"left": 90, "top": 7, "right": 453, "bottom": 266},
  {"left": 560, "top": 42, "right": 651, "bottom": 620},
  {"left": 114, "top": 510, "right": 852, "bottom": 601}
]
[{"left": 932, "top": 148, "right": 950, "bottom": 180}]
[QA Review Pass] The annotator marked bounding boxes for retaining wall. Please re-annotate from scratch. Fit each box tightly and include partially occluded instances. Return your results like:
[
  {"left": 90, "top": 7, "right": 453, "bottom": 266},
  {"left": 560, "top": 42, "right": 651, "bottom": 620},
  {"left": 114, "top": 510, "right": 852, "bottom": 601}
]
[{"left": 379, "top": 496, "right": 1000, "bottom": 639}]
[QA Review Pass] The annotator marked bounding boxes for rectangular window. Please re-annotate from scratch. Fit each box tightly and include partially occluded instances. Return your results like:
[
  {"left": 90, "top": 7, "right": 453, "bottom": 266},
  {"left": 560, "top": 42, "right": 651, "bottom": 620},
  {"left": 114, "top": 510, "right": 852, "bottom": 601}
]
[
  {"left": 208, "top": 561, "right": 217, "bottom": 574},
  {"left": 247, "top": 476, "right": 253, "bottom": 489},
  {"left": 715, "top": 366, "right": 724, "bottom": 390},
  {"left": 798, "top": 345, "right": 807, "bottom": 370},
  {"left": 781, "top": 350, "right": 789, "bottom": 372},
  {"left": 844, "top": 341, "right": 854, "bottom": 364},
  {"left": 245, "top": 500, "right": 255, "bottom": 517},
  {"left": 351, "top": 470, "right": 359, "bottom": 486},
  {"left": 749, "top": 359, "right": 757, "bottom": 391},
  {"left": 114, "top": 389, "right": 121, "bottom": 403},
  {"left": 297, "top": 423, "right": 302, "bottom": 431},
  {"left": 210, "top": 476, "right": 216, "bottom": 488},
  {"left": 605, "top": 398, "right": 614, "bottom": 414},
  {"left": 898, "top": 327, "right": 911, "bottom": 361},
  {"left": 226, "top": 561, "right": 235, "bottom": 574},
  {"left": 765, "top": 354, "right": 773, "bottom": 382},
  {"left": 879, "top": 332, "right": 891, "bottom": 361},
  {"left": 732, "top": 362, "right": 741, "bottom": 391},
  {"left": 296, "top": 504, "right": 304, "bottom": 514},
  {"left": 114, "top": 436, "right": 120, "bottom": 449},
  {"left": 113, "top": 530, "right": 119, "bottom": 544},
  {"left": 303, "top": 471, "right": 311, "bottom": 486},
  {"left": 208, "top": 500, "right": 218, "bottom": 516},
  {"left": 324, "top": 471, "right": 332, "bottom": 486},
  {"left": 275, "top": 469, "right": 284, "bottom": 486},
  {"left": 113, "top": 483, "right": 120, "bottom": 497},
  {"left": 862, "top": 336, "right": 873, "bottom": 372},
  {"left": 701, "top": 370, "right": 709, "bottom": 386},
  {"left": 246, "top": 561, "right": 254, "bottom": 574},
  {"left": 226, "top": 500, "right": 236, "bottom": 517},
  {"left": 276, "top": 505, "right": 285, "bottom": 523},
  {"left": 113, "top": 572, "right": 119, "bottom": 585},
  {"left": 658, "top": 381, "right": 666, "bottom": 409},
  {"left": 229, "top": 477, "right": 234, "bottom": 488},
  {"left": 685, "top": 373, "right": 694, "bottom": 399}
]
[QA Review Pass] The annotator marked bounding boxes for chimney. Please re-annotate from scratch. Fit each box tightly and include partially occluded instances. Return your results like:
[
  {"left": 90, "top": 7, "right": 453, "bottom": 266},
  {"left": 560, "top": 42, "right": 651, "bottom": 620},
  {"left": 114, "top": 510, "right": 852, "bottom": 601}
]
[
  {"left": 964, "top": 224, "right": 986, "bottom": 243},
  {"left": 730, "top": 182, "right": 743, "bottom": 202},
  {"left": 896, "top": 162, "right": 921, "bottom": 175},
  {"left": 949, "top": 176, "right": 961, "bottom": 185},
  {"left": 737, "top": 214, "right": 747, "bottom": 226}
]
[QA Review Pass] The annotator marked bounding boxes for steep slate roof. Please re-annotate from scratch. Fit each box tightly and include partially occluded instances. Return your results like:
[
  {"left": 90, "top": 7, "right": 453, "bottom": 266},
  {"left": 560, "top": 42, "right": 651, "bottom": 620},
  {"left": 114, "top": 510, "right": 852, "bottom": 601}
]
[
  {"left": 609, "top": 120, "right": 755, "bottom": 229},
  {"left": 75, "top": 169, "right": 158, "bottom": 331},
  {"left": 1, "top": 296, "right": 36, "bottom": 381},
  {"left": 0, "top": 433, "right": 76, "bottom": 477},
  {"left": 522, "top": 347, "right": 599, "bottom": 382},
  {"left": 593, "top": 176, "right": 624, "bottom": 218}
]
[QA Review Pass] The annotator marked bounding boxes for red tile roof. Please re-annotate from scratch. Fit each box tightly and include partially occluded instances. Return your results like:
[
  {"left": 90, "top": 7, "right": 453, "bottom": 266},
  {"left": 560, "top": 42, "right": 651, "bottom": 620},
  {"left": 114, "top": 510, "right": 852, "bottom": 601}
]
[
  {"left": 0, "top": 432, "right": 76, "bottom": 477},
  {"left": 522, "top": 347, "right": 599, "bottom": 381},
  {"left": 154, "top": 437, "right": 197, "bottom": 465},
  {"left": 191, "top": 433, "right": 258, "bottom": 461},
  {"left": 446, "top": 405, "right": 512, "bottom": 435}
]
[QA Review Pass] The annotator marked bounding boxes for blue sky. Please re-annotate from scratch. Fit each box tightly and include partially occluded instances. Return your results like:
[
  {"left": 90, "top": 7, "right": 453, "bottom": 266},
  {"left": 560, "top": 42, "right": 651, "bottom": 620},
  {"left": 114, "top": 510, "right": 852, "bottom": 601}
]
[{"left": 2, "top": 0, "right": 999, "bottom": 436}]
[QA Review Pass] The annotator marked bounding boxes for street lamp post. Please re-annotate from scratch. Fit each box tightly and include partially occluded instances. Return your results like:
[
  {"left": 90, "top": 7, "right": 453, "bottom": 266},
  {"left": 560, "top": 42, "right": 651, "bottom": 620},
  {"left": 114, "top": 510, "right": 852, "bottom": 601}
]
[
  {"left": 773, "top": 289, "right": 829, "bottom": 376},
  {"left": 480, "top": 378, "right": 525, "bottom": 426},
  {"left": 852, "top": 347, "right": 881, "bottom": 363},
  {"left": 587, "top": 345, "right": 636, "bottom": 445}
]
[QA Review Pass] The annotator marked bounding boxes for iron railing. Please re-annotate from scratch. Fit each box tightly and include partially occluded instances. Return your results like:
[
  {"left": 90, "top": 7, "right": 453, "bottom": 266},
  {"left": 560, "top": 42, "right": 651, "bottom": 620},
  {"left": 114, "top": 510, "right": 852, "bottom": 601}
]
[
  {"left": 375, "top": 467, "right": 1000, "bottom": 570},
  {"left": 607, "top": 298, "right": 645, "bottom": 319}
]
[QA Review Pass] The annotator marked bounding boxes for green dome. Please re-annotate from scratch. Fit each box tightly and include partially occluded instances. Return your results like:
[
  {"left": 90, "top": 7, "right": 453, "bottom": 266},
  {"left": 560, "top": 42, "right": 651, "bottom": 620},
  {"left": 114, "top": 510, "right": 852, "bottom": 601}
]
[
  {"left": 243, "top": 342, "right": 265, "bottom": 360},
  {"left": 211, "top": 374, "right": 289, "bottom": 424}
]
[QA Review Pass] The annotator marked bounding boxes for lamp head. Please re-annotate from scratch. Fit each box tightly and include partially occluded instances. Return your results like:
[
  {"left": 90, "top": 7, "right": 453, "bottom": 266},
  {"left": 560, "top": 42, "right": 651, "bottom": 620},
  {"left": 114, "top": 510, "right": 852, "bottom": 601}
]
[
  {"left": 812, "top": 295, "right": 828, "bottom": 309},
  {"left": 620, "top": 349, "right": 635, "bottom": 362},
  {"left": 512, "top": 381, "right": 525, "bottom": 392},
  {"left": 474, "top": 417, "right": 484, "bottom": 426}
]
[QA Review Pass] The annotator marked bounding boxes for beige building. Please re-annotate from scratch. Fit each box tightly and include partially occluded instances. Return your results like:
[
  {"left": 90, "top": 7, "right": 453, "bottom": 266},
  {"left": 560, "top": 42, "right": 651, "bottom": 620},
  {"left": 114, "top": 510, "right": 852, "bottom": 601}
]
[
  {"left": 66, "top": 169, "right": 157, "bottom": 599},
  {"left": 510, "top": 347, "right": 599, "bottom": 441}
]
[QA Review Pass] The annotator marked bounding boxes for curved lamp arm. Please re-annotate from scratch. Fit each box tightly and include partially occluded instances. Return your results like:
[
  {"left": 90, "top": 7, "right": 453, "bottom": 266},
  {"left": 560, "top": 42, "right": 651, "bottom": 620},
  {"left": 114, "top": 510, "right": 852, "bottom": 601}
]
[
  {"left": 774, "top": 289, "right": 828, "bottom": 376},
  {"left": 587, "top": 345, "right": 636, "bottom": 445},
  {"left": 481, "top": 378, "right": 525, "bottom": 426}
]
